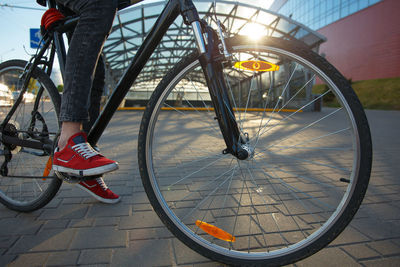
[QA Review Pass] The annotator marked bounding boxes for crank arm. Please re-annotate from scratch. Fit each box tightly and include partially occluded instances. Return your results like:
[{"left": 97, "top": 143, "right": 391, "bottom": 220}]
[
  {"left": 1, "top": 135, "right": 53, "bottom": 154},
  {"left": 20, "top": 148, "right": 46, "bottom": 156}
]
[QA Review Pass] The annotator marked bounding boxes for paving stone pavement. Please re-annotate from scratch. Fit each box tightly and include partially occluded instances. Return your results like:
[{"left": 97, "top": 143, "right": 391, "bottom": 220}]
[{"left": 0, "top": 109, "right": 399, "bottom": 266}]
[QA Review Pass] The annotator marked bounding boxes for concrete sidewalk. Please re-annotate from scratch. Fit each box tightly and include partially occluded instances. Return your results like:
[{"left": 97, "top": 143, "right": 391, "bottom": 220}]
[{"left": 1, "top": 109, "right": 399, "bottom": 266}]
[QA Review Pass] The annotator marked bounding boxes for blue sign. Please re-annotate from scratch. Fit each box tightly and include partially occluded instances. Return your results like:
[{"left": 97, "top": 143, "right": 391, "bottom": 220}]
[{"left": 30, "top": 29, "right": 42, "bottom": 49}]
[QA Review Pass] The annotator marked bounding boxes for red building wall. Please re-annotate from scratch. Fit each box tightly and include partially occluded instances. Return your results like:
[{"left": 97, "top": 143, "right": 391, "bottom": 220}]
[{"left": 317, "top": 0, "right": 400, "bottom": 81}]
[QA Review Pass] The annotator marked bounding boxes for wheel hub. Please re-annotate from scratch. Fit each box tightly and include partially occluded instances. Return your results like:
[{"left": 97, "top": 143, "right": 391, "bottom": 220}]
[{"left": 236, "top": 143, "right": 255, "bottom": 160}]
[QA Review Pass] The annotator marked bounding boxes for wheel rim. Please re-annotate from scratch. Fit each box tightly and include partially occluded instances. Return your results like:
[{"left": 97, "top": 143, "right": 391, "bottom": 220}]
[
  {"left": 144, "top": 44, "right": 361, "bottom": 260},
  {"left": 0, "top": 64, "right": 59, "bottom": 207}
]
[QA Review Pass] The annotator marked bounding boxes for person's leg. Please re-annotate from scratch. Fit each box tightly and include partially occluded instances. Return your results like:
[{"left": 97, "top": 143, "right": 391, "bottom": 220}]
[
  {"left": 56, "top": 0, "right": 117, "bottom": 149},
  {"left": 53, "top": 0, "right": 119, "bottom": 177},
  {"left": 58, "top": 122, "right": 81, "bottom": 150},
  {"left": 78, "top": 56, "right": 121, "bottom": 204}
]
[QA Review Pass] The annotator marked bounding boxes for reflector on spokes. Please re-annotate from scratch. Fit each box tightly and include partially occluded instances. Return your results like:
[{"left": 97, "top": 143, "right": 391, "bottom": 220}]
[
  {"left": 196, "top": 220, "right": 236, "bottom": 242},
  {"left": 234, "top": 60, "right": 279, "bottom": 72}
]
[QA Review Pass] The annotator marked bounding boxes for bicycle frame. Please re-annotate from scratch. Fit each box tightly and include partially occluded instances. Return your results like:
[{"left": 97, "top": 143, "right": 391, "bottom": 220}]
[
  {"left": 2, "top": 0, "right": 247, "bottom": 162},
  {"left": 87, "top": 0, "right": 184, "bottom": 145},
  {"left": 83, "top": 0, "right": 244, "bottom": 157}
]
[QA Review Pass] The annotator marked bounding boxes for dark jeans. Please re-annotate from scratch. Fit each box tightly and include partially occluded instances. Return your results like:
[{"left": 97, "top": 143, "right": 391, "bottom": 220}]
[{"left": 55, "top": 0, "right": 117, "bottom": 132}]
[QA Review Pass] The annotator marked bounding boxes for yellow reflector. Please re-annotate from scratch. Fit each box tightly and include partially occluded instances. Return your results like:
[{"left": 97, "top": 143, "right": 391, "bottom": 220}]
[
  {"left": 195, "top": 220, "right": 236, "bottom": 242},
  {"left": 42, "top": 156, "right": 52, "bottom": 180},
  {"left": 234, "top": 60, "right": 279, "bottom": 72}
]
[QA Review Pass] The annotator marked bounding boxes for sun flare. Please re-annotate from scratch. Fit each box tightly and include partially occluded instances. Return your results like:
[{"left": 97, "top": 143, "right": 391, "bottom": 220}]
[{"left": 240, "top": 22, "right": 267, "bottom": 41}]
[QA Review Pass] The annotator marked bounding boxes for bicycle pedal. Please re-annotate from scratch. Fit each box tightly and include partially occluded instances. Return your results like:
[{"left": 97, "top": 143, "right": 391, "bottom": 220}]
[{"left": 55, "top": 171, "right": 102, "bottom": 184}]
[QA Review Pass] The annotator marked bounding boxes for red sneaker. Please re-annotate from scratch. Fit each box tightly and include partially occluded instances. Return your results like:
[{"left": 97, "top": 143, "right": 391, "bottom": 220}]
[
  {"left": 53, "top": 132, "right": 118, "bottom": 176},
  {"left": 77, "top": 178, "right": 121, "bottom": 204}
]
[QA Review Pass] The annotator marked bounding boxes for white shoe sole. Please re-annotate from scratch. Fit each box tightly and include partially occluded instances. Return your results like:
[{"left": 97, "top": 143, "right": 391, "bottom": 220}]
[{"left": 53, "top": 162, "right": 119, "bottom": 176}]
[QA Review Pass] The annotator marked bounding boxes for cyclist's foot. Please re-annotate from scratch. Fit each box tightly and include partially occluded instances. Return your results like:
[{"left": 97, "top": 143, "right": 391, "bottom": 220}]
[
  {"left": 77, "top": 177, "right": 121, "bottom": 204},
  {"left": 53, "top": 132, "right": 118, "bottom": 176}
]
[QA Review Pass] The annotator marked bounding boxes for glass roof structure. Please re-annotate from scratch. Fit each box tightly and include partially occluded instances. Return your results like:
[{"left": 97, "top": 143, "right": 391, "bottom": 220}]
[{"left": 102, "top": 0, "right": 326, "bottom": 99}]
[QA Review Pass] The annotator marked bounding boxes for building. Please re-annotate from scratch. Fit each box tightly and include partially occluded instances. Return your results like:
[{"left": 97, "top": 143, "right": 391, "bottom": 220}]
[
  {"left": 271, "top": 0, "right": 400, "bottom": 81},
  {"left": 103, "top": 0, "right": 326, "bottom": 109}
]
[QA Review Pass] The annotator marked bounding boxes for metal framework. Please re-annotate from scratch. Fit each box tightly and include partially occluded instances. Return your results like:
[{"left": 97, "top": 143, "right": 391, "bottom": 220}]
[{"left": 102, "top": 0, "right": 326, "bottom": 106}]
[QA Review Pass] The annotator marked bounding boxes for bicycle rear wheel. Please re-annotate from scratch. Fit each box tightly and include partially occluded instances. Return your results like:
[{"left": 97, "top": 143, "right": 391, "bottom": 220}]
[
  {"left": 0, "top": 60, "right": 62, "bottom": 212},
  {"left": 138, "top": 36, "right": 372, "bottom": 266}
]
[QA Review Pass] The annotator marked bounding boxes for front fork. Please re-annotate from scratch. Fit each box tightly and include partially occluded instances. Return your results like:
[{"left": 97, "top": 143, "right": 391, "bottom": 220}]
[{"left": 191, "top": 21, "right": 250, "bottom": 160}]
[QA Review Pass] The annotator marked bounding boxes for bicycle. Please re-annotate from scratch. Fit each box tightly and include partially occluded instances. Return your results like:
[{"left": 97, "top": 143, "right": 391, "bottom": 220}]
[{"left": 0, "top": 0, "right": 372, "bottom": 265}]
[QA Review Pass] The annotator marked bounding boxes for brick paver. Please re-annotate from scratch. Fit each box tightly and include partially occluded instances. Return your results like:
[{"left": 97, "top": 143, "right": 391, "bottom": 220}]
[{"left": 0, "top": 109, "right": 399, "bottom": 266}]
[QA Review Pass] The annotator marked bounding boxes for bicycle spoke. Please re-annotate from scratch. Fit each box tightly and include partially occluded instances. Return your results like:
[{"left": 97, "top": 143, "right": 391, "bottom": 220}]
[
  {"left": 230, "top": 169, "right": 247, "bottom": 250},
  {"left": 174, "top": 164, "right": 237, "bottom": 204},
  {"left": 254, "top": 74, "right": 316, "bottom": 148},
  {"left": 254, "top": 126, "right": 352, "bottom": 159},
  {"left": 252, "top": 159, "right": 341, "bottom": 215},
  {"left": 176, "top": 85, "right": 220, "bottom": 135},
  {"left": 159, "top": 151, "right": 222, "bottom": 172},
  {"left": 259, "top": 158, "right": 335, "bottom": 188},
  {"left": 262, "top": 167, "right": 309, "bottom": 240},
  {"left": 188, "top": 75, "right": 214, "bottom": 118},
  {"left": 272, "top": 145, "right": 351, "bottom": 151},
  {"left": 243, "top": 160, "right": 301, "bottom": 246},
  {"left": 254, "top": 90, "right": 332, "bottom": 142},
  {"left": 262, "top": 167, "right": 335, "bottom": 212},
  {"left": 220, "top": 163, "right": 238, "bottom": 217},
  {"left": 224, "top": 66, "right": 242, "bottom": 126},
  {"left": 253, "top": 72, "right": 274, "bottom": 146},
  {"left": 141, "top": 38, "right": 370, "bottom": 264},
  {"left": 181, "top": 169, "right": 235, "bottom": 222},
  {"left": 241, "top": 72, "right": 257, "bottom": 130},
  {"left": 243, "top": 166, "right": 271, "bottom": 249},
  {"left": 0, "top": 61, "right": 60, "bottom": 210},
  {"left": 262, "top": 107, "right": 344, "bottom": 151},
  {"left": 254, "top": 63, "right": 299, "bottom": 136},
  {"left": 255, "top": 162, "right": 329, "bottom": 223},
  {"left": 162, "top": 102, "right": 220, "bottom": 138},
  {"left": 261, "top": 149, "right": 351, "bottom": 173},
  {"left": 166, "top": 153, "right": 229, "bottom": 189}
]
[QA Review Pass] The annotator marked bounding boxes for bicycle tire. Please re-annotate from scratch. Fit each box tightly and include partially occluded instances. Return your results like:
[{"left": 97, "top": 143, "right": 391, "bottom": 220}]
[
  {"left": 138, "top": 36, "right": 372, "bottom": 266},
  {"left": 0, "top": 59, "right": 62, "bottom": 212}
]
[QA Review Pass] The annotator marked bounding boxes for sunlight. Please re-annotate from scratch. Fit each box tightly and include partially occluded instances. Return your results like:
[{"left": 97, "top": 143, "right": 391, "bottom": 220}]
[{"left": 240, "top": 22, "right": 268, "bottom": 41}]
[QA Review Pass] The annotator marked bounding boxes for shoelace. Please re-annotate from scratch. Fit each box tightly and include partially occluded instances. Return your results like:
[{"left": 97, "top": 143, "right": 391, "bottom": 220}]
[
  {"left": 96, "top": 177, "right": 108, "bottom": 191},
  {"left": 72, "top": 142, "right": 99, "bottom": 159}
]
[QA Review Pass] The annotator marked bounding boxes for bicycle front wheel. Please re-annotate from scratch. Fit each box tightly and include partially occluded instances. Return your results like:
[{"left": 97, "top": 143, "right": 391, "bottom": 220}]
[
  {"left": 138, "top": 36, "right": 372, "bottom": 266},
  {"left": 0, "top": 60, "right": 62, "bottom": 212}
]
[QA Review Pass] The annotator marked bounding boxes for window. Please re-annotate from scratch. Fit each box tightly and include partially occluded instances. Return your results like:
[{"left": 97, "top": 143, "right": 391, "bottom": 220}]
[
  {"left": 349, "top": 2, "right": 358, "bottom": 13},
  {"left": 359, "top": 0, "right": 369, "bottom": 9},
  {"left": 369, "top": 0, "right": 381, "bottom": 5},
  {"left": 278, "top": 0, "right": 381, "bottom": 30},
  {"left": 333, "top": 8, "right": 340, "bottom": 21},
  {"left": 341, "top": 3, "right": 350, "bottom": 18}
]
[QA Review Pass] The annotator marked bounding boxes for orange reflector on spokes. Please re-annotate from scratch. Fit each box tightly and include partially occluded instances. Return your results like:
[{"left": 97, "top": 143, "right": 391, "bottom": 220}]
[
  {"left": 234, "top": 60, "right": 279, "bottom": 72},
  {"left": 195, "top": 220, "right": 236, "bottom": 242},
  {"left": 42, "top": 156, "right": 52, "bottom": 180}
]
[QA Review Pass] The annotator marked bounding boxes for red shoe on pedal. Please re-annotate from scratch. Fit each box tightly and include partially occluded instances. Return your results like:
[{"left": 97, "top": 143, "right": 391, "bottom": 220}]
[
  {"left": 53, "top": 132, "right": 118, "bottom": 176},
  {"left": 77, "top": 177, "right": 121, "bottom": 204}
]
